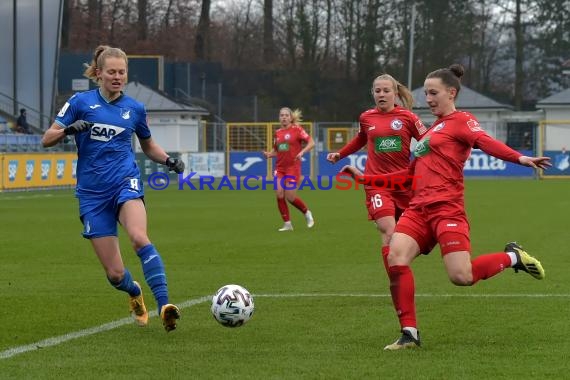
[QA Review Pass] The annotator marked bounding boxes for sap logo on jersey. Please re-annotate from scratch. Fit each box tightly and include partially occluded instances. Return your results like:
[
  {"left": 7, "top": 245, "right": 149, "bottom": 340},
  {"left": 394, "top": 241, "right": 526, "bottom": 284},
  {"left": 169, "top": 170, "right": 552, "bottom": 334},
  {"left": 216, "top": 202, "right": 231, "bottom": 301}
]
[{"left": 90, "top": 124, "right": 126, "bottom": 142}]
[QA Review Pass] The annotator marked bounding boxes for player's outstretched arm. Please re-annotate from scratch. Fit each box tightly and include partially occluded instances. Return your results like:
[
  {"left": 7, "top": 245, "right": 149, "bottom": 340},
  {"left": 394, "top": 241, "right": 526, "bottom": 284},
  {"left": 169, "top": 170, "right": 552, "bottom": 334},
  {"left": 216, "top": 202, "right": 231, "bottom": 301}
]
[{"left": 518, "top": 155, "right": 551, "bottom": 170}]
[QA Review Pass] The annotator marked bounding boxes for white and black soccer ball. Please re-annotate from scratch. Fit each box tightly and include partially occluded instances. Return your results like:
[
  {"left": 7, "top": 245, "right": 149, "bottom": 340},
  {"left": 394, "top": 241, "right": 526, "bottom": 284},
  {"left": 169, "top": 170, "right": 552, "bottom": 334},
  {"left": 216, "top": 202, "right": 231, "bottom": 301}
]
[{"left": 211, "top": 284, "right": 255, "bottom": 327}]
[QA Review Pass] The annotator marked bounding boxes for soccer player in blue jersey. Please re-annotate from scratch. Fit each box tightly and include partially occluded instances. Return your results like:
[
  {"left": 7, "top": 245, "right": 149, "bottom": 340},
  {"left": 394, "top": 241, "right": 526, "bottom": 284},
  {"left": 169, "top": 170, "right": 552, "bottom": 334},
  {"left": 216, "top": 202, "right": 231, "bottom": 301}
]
[{"left": 42, "top": 45, "right": 185, "bottom": 332}]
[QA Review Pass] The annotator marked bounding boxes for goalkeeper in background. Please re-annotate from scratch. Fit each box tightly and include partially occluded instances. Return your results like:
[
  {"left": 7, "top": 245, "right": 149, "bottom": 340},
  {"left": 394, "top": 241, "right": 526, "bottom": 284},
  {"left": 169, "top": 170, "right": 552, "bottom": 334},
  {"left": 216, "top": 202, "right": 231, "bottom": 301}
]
[{"left": 41, "top": 45, "right": 184, "bottom": 332}]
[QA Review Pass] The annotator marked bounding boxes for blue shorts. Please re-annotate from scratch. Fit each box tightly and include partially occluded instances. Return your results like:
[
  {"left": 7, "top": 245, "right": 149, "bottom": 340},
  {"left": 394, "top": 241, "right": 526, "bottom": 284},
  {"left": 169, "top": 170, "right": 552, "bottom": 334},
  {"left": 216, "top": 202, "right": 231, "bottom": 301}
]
[{"left": 79, "top": 178, "right": 144, "bottom": 239}]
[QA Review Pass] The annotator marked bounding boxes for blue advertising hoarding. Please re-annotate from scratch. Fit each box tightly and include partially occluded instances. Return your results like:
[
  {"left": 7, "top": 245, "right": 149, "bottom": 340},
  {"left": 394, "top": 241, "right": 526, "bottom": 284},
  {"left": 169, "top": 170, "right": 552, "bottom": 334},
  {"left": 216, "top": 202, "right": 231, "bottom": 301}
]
[
  {"left": 317, "top": 152, "right": 367, "bottom": 177},
  {"left": 542, "top": 150, "right": 570, "bottom": 177},
  {"left": 463, "top": 149, "right": 534, "bottom": 177},
  {"left": 229, "top": 152, "right": 267, "bottom": 176},
  {"left": 317, "top": 149, "right": 535, "bottom": 177},
  {"left": 229, "top": 152, "right": 311, "bottom": 177}
]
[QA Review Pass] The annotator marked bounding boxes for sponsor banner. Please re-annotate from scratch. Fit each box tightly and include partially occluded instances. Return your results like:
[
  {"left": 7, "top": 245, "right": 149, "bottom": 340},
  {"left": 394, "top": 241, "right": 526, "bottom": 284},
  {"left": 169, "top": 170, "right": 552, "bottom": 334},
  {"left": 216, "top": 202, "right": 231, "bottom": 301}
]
[
  {"left": 464, "top": 149, "right": 533, "bottom": 177},
  {"left": 318, "top": 152, "right": 367, "bottom": 177},
  {"left": 1, "top": 153, "right": 78, "bottom": 190},
  {"left": 317, "top": 150, "right": 534, "bottom": 177},
  {"left": 183, "top": 152, "right": 225, "bottom": 177},
  {"left": 228, "top": 152, "right": 311, "bottom": 177},
  {"left": 542, "top": 150, "right": 570, "bottom": 177},
  {"left": 229, "top": 152, "right": 267, "bottom": 176}
]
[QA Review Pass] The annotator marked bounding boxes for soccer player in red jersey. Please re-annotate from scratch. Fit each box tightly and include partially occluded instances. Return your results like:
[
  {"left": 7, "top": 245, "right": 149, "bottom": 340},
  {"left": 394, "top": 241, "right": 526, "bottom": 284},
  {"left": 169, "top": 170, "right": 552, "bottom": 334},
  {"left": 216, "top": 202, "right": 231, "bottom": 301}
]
[
  {"left": 345, "top": 64, "right": 551, "bottom": 350},
  {"left": 327, "top": 74, "right": 427, "bottom": 272},
  {"left": 263, "top": 107, "right": 315, "bottom": 231},
  {"left": 380, "top": 64, "right": 551, "bottom": 350}
]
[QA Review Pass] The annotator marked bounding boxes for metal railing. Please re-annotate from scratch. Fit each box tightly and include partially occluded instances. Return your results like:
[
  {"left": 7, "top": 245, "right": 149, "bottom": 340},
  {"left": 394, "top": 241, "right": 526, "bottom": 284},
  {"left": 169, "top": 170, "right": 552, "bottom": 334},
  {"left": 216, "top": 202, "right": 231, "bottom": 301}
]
[{"left": 0, "top": 91, "right": 52, "bottom": 133}]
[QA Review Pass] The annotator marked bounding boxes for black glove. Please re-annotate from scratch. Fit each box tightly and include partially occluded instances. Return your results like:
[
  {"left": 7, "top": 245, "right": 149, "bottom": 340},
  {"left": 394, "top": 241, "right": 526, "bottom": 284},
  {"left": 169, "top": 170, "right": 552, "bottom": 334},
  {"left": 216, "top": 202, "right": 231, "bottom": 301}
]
[
  {"left": 165, "top": 157, "right": 185, "bottom": 174},
  {"left": 64, "top": 120, "right": 93, "bottom": 135}
]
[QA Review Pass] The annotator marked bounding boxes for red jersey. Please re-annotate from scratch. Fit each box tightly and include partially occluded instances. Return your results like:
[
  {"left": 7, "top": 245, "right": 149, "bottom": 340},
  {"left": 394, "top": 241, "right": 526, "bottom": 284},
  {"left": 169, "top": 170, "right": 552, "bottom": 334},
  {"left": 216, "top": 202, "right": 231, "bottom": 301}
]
[
  {"left": 339, "top": 105, "right": 427, "bottom": 175},
  {"left": 273, "top": 125, "right": 310, "bottom": 171},
  {"left": 410, "top": 111, "right": 521, "bottom": 207}
]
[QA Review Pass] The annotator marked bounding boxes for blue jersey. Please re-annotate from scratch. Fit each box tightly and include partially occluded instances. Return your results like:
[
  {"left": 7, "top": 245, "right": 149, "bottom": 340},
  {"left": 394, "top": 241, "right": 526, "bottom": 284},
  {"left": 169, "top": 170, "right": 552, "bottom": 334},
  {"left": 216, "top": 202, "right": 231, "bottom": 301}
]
[{"left": 55, "top": 89, "right": 151, "bottom": 196}]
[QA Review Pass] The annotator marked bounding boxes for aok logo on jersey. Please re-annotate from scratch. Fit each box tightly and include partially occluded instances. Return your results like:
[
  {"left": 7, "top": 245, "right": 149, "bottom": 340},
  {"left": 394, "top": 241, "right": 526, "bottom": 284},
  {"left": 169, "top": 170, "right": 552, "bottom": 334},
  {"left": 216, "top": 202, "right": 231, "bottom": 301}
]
[
  {"left": 375, "top": 136, "right": 402, "bottom": 152},
  {"left": 90, "top": 124, "right": 126, "bottom": 142},
  {"left": 414, "top": 137, "right": 431, "bottom": 157}
]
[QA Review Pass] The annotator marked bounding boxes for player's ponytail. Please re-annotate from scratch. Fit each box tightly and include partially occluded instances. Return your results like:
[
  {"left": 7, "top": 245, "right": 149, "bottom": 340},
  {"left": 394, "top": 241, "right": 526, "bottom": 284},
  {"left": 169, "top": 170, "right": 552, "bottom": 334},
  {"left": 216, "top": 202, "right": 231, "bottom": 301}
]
[
  {"left": 291, "top": 108, "right": 303, "bottom": 124},
  {"left": 396, "top": 83, "right": 414, "bottom": 110},
  {"left": 83, "top": 45, "right": 129, "bottom": 84}
]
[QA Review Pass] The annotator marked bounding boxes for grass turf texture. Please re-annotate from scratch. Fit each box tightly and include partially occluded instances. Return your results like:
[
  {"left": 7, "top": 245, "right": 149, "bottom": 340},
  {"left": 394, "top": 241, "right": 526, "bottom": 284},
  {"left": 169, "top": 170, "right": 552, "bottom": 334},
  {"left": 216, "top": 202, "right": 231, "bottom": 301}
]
[{"left": 1, "top": 179, "right": 569, "bottom": 379}]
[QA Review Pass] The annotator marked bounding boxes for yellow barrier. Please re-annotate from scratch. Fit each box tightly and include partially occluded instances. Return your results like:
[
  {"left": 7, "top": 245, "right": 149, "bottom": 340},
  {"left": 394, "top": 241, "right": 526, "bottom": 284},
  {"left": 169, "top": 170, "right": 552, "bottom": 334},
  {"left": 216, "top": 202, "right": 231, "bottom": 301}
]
[{"left": 1, "top": 153, "right": 77, "bottom": 190}]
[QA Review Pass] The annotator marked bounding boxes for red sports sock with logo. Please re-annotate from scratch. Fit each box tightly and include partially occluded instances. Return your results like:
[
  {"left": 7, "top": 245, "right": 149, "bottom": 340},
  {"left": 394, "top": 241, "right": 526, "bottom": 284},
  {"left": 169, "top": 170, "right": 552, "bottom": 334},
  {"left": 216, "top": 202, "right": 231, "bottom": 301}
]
[
  {"left": 471, "top": 252, "right": 511, "bottom": 284},
  {"left": 289, "top": 197, "right": 308, "bottom": 214},
  {"left": 388, "top": 265, "right": 417, "bottom": 329},
  {"left": 277, "top": 197, "right": 290, "bottom": 222},
  {"left": 381, "top": 246, "right": 390, "bottom": 274}
]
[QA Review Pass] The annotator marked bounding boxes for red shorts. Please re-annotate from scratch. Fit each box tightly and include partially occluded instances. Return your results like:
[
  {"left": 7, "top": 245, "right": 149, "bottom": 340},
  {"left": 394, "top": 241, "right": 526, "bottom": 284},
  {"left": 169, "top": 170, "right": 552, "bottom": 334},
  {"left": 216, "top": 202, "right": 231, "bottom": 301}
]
[
  {"left": 395, "top": 202, "right": 471, "bottom": 255},
  {"left": 274, "top": 168, "right": 301, "bottom": 189},
  {"left": 365, "top": 187, "right": 410, "bottom": 221}
]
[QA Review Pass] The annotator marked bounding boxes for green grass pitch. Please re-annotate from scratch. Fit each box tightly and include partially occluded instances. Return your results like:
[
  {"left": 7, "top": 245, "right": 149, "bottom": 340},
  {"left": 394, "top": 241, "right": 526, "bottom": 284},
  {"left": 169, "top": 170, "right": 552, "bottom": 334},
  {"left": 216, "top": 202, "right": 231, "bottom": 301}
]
[{"left": 1, "top": 179, "right": 569, "bottom": 379}]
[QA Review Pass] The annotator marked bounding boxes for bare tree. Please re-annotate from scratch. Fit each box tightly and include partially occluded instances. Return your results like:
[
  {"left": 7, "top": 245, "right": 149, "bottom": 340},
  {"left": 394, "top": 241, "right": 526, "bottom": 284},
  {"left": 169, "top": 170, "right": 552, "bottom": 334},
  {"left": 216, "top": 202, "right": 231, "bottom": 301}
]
[
  {"left": 322, "top": 0, "right": 332, "bottom": 65},
  {"left": 138, "top": 0, "right": 148, "bottom": 40},
  {"left": 87, "top": 0, "right": 100, "bottom": 47},
  {"left": 513, "top": 0, "right": 524, "bottom": 109},
  {"left": 263, "top": 0, "right": 274, "bottom": 65},
  {"left": 195, "top": 0, "right": 211, "bottom": 61},
  {"left": 163, "top": 0, "right": 174, "bottom": 30}
]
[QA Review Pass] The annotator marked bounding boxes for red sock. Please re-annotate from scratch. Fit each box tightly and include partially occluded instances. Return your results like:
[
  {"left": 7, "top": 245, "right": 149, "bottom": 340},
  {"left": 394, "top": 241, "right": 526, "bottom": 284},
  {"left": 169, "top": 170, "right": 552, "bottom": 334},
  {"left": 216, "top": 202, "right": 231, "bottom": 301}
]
[
  {"left": 471, "top": 252, "right": 511, "bottom": 284},
  {"left": 289, "top": 197, "right": 308, "bottom": 214},
  {"left": 381, "top": 246, "right": 390, "bottom": 274},
  {"left": 277, "top": 197, "right": 290, "bottom": 222},
  {"left": 388, "top": 265, "right": 416, "bottom": 329}
]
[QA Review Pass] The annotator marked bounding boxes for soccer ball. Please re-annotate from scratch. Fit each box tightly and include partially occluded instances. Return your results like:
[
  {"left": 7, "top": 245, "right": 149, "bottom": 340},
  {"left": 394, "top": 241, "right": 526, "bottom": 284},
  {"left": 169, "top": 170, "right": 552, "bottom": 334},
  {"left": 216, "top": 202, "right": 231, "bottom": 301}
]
[{"left": 211, "top": 284, "right": 255, "bottom": 327}]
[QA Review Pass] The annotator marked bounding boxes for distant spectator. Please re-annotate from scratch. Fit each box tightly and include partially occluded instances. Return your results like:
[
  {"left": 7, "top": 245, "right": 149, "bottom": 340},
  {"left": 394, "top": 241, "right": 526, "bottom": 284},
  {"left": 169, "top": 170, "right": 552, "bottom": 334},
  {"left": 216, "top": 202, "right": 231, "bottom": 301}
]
[{"left": 16, "top": 108, "right": 31, "bottom": 134}]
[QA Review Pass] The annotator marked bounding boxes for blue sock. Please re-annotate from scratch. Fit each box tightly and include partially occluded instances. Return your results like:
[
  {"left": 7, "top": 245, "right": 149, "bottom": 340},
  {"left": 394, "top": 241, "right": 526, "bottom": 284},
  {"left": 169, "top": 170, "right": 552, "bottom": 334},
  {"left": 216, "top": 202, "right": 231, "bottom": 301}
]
[
  {"left": 137, "top": 243, "right": 169, "bottom": 313},
  {"left": 108, "top": 268, "right": 140, "bottom": 297}
]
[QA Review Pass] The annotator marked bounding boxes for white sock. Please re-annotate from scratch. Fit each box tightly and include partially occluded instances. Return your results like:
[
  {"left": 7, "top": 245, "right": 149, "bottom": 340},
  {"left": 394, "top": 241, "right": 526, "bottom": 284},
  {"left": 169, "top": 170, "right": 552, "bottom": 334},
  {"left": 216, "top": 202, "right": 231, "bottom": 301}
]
[
  {"left": 402, "top": 327, "right": 418, "bottom": 340},
  {"left": 506, "top": 251, "right": 518, "bottom": 267}
]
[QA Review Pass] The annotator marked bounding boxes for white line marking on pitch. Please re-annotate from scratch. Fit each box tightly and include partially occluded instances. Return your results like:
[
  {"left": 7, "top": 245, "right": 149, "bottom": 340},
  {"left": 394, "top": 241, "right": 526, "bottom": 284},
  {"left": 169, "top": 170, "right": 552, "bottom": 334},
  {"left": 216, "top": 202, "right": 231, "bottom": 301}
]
[
  {"left": 0, "top": 296, "right": 210, "bottom": 360},
  {"left": 256, "top": 293, "right": 570, "bottom": 298},
  {"left": 1, "top": 293, "right": 568, "bottom": 360}
]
